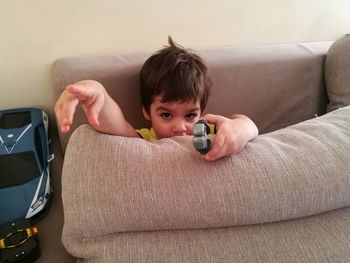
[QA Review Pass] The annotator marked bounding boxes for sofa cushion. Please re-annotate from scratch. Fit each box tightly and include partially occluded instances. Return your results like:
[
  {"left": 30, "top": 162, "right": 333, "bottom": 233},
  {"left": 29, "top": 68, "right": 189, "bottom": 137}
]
[
  {"left": 62, "top": 207, "right": 350, "bottom": 263},
  {"left": 325, "top": 34, "right": 350, "bottom": 112},
  {"left": 62, "top": 106, "right": 350, "bottom": 242}
]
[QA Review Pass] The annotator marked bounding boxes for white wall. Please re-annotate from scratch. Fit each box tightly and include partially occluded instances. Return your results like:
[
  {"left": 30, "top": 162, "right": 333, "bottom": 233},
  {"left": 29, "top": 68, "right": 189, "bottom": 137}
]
[{"left": 1, "top": 0, "right": 349, "bottom": 117}]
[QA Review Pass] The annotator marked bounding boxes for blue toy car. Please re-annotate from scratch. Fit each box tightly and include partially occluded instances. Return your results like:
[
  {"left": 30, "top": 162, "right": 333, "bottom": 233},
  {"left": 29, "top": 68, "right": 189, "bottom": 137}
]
[{"left": 0, "top": 108, "right": 54, "bottom": 225}]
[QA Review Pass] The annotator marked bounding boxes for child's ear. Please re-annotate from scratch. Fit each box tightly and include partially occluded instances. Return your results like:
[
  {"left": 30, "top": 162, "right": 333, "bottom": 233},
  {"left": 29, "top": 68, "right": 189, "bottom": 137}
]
[{"left": 142, "top": 108, "right": 150, "bottom": 121}]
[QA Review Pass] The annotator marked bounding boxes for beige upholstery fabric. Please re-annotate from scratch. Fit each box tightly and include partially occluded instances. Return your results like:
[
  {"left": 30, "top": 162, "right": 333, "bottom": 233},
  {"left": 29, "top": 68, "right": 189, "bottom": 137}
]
[
  {"left": 325, "top": 34, "right": 350, "bottom": 112},
  {"left": 62, "top": 106, "right": 350, "bottom": 259},
  {"left": 68, "top": 207, "right": 350, "bottom": 262}
]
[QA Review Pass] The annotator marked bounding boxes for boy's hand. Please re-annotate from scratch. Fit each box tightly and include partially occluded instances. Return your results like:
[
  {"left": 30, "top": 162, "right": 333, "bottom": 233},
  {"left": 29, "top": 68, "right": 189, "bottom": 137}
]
[
  {"left": 201, "top": 114, "right": 258, "bottom": 161},
  {"left": 55, "top": 80, "right": 105, "bottom": 133}
]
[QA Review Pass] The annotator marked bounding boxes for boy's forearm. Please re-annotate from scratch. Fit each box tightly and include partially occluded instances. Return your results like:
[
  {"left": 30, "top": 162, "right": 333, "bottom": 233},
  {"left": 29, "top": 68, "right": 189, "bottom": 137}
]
[
  {"left": 93, "top": 91, "right": 138, "bottom": 137},
  {"left": 77, "top": 80, "right": 138, "bottom": 137}
]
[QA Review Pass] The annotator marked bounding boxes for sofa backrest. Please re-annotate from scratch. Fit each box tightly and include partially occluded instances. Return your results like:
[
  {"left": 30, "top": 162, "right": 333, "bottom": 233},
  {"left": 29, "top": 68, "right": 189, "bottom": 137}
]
[{"left": 52, "top": 41, "right": 332, "bottom": 153}]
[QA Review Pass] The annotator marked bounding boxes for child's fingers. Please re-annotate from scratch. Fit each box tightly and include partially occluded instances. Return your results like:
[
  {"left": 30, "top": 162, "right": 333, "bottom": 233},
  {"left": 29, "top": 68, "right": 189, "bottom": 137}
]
[
  {"left": 203, "top": 133, "right": 226, "bottom": 161},
  {"left": 203, "top": 114, "right": 218, "bottom": 125},
  {"left": 202, "top": 114, "right": 227, "bottom": 161},
  {"left": 66, "top": 84, "right": 93, "bottom": 102},
  {"left": 202, "top": 114, "right": 222, "bottom": 126},
  {"left": 84, "top": 93, "right": 104, "bottom": 127},
  {"left": 86, "top": 104, "right": 102, "bottom": 127},
  {"left": 55, "top": 91, "right": 80, "bottom": 133},
  {"left": 59, "top": 117, "right": 72, "bottom": 133},
  {"left": 59, "top": 102, "right": 78, "bottom": 133}
]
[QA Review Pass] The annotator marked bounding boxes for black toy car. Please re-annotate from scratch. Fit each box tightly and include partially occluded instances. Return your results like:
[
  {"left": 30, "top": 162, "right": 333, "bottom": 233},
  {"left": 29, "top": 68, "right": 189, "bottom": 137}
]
[{"left": 0, "top": 218, "right": 40, "bottom": 263}]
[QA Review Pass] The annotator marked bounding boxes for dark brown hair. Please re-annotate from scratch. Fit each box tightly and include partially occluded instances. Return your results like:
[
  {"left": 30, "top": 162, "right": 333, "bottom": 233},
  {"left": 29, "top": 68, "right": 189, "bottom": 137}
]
[{"left": 140, "top": 36, "right": 211, "bottom": 113}]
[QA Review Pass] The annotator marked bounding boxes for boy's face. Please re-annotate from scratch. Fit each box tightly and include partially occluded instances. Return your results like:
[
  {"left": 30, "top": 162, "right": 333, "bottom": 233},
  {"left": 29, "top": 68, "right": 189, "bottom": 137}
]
[{"left": 143, "top": 95, "right": 202, "bottom": 139}]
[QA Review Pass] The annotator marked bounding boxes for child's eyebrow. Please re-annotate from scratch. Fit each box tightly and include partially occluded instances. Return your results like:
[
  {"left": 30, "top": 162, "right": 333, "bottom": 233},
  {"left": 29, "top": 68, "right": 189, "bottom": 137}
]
[
  {"left": 186, "top": 107, "right": 201, "bottom": 112},
  {"left": 155, "top": 106, "right": 172, "bottom": 112},
  {"left": 155, "top": 106, "right": 200, "bottom": 113}
]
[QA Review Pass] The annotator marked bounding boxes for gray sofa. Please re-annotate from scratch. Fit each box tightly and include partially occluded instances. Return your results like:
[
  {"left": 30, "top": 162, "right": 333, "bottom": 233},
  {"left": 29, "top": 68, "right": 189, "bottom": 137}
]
[{"left": 45, "top": 35, "right": 350, "bottom": 262}]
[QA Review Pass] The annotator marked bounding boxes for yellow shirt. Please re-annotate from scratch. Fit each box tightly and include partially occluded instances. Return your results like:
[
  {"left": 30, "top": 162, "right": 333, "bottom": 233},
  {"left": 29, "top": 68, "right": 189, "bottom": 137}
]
[
  {"left": 136, "top": 128, "right": 158, "bottom": 141},
  {"left": 136, "top": 124, "right": 215, "bottom": 141}
]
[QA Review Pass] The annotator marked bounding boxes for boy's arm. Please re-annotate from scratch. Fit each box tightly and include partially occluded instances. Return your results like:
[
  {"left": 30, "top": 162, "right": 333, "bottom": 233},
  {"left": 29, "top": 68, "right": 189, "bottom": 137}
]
[
  {"left": 202, "top": 113, "right": 258, "bottom": 161},
  {"left": 55, "top": 80, "right": 138, "bottom": 137}
]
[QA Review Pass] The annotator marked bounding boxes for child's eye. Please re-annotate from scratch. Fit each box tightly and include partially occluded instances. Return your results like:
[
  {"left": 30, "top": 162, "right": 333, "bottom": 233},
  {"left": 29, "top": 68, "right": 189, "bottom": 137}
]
[
  {"left": 185, "top": 113, "right": 198, "bottom": 120},
  {"left": 160, "top": 113, "right": 173, "bottom": 119}
]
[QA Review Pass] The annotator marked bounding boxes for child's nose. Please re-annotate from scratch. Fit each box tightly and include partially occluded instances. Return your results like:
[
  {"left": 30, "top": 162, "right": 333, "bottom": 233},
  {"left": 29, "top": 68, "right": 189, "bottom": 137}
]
[{"left": 172, "top": 120, "right": 188, "bottom": 134}]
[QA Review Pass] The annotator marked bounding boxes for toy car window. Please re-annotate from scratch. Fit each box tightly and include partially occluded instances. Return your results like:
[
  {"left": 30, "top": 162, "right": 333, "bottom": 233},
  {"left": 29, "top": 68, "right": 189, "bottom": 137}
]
[
  {"left": 34, "top": 127, "right": 44, "bottom": 169},
  {"left": 0, "top": 112, "right": 31, "bottom": 129},
  {"left": 0, "top": 151, "right": 40, "bottom": 188}
]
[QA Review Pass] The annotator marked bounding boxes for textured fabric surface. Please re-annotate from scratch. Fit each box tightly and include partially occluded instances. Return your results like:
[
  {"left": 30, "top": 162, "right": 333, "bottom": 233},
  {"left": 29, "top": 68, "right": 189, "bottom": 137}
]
[
  {"left": 52, "top": 42, "right": 331, "bottom": 152},
  {"left": 325, "top": 34, "right": 350, "bottom": 112},
  {"left": 68, "top": 207, "right": 350, "bottom": 262},
  {"left": 62, "top": 105, "right": 350, "bottom": 255}
]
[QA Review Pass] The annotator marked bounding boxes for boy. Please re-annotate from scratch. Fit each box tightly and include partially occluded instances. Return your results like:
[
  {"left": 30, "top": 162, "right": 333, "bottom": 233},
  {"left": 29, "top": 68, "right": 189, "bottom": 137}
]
[{"left": 55, "top": 37, "right": 258, "bottom": 161}]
